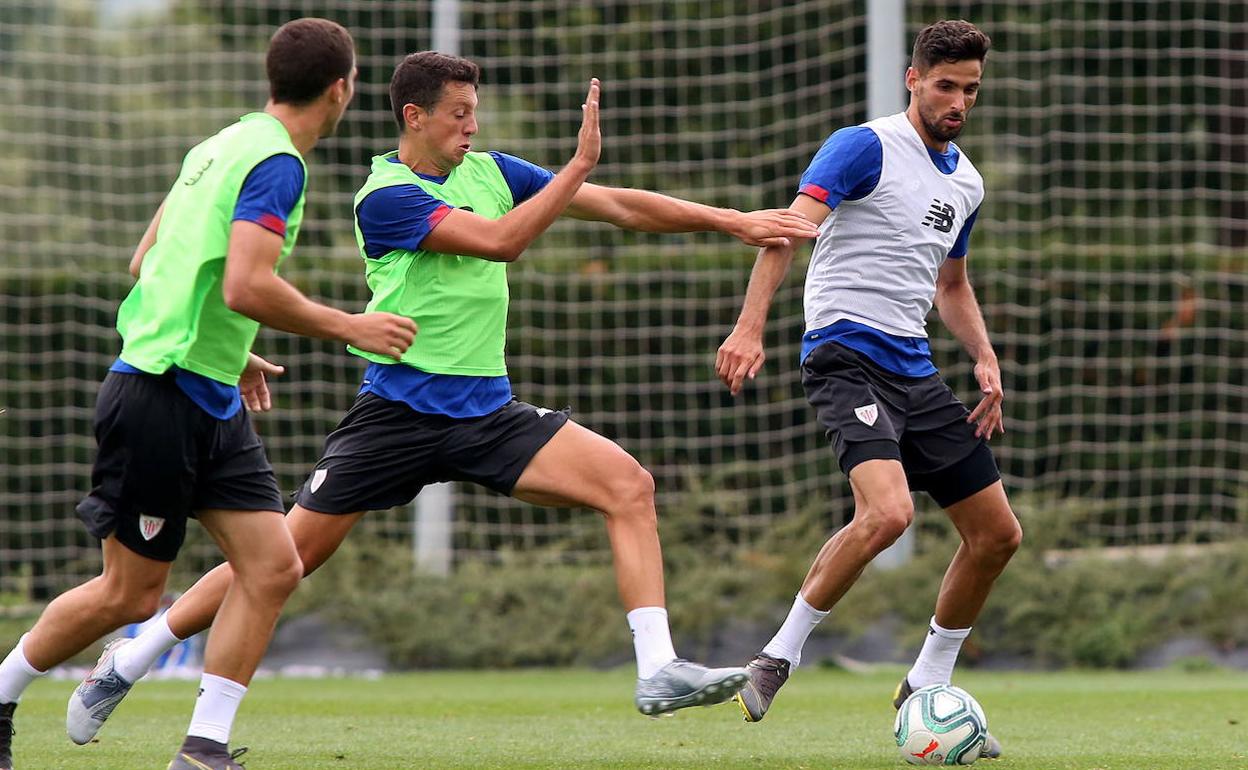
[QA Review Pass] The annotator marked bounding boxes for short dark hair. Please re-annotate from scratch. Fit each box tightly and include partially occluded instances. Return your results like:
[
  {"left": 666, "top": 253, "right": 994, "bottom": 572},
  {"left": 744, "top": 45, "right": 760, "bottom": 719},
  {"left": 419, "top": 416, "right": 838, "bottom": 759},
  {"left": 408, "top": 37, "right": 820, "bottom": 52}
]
[
  {"left": 389, "top": 51, "right": 481, "bottom": 129},
  {"left": 267, "top": 18, "right": 355, "bottom": 106},
  {"left": 911, "top": 20, "right": 990, "bottom": 71}
]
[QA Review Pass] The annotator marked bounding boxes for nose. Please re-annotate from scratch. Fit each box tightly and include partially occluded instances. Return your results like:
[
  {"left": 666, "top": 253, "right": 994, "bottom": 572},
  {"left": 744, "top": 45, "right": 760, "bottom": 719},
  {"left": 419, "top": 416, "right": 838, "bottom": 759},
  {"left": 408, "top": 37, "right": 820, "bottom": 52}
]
[{"left": 466, "top": 117, "right": 478, "bottom": 136}]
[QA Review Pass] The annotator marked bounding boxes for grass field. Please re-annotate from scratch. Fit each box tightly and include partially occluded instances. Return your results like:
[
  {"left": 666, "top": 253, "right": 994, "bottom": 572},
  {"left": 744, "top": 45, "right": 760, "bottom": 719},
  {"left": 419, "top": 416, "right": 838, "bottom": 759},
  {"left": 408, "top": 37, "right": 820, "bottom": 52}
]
[{"left": 12, "top": 667, "right": 1247, "bottom": 769}]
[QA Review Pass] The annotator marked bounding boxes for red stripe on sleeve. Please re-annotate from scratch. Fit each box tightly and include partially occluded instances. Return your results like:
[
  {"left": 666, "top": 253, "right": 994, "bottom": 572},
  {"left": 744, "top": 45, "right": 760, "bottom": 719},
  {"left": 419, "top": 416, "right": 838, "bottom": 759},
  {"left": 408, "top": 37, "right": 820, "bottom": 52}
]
[
  {"left": 799, "top": 183, "right": 830, "bottom": 203},
  {"left": 255, "top": 213, "right": 287, "bottom": 237},
  {"left": 426, "top": 204, "right": 452, "bottom": 229}
]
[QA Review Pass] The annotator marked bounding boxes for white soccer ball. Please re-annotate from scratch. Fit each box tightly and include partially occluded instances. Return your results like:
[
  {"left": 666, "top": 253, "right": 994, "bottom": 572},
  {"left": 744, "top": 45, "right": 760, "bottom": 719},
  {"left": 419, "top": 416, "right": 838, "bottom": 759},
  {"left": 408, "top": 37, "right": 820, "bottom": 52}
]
[{"left": 893, "top": 684, "right": 988, "bottom": 765}]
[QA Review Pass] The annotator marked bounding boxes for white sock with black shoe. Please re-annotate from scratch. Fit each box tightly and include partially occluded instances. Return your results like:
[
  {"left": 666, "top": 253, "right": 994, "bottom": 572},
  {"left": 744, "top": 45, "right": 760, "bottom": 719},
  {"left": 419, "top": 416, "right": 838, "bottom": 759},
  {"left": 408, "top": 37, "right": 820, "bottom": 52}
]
[
  {"left": 761, "top": 593, "right": 830, "bottom": 669},
  {"left": 186, "top": 673, "right": 247, "bottom": 746},
  {"left": 627, "top": 607, "right": 678, "bottom": 679},
  {"left": 0, "top": 634, "right": 47, "bottom": 704},
  {"left": 906, "top": 616, "right": 972, "bottom": 689}
]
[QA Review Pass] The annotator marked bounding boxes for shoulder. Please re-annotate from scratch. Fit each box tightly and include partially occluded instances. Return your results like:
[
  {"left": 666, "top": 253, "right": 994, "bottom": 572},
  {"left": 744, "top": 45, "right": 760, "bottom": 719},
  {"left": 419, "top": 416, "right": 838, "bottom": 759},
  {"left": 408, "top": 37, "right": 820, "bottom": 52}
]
[{"left": 358, "top": 183, "right": 439, "bottom": 216}]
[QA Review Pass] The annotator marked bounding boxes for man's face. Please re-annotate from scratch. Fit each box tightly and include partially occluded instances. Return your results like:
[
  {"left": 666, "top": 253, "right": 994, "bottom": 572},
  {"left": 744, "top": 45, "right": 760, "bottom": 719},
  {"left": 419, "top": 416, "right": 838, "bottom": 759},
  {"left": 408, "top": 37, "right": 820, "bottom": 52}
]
[
  {"left": 420, "top": 82, "right": 479, "bottom": 169},
  {"left": 322, "top": 65, "right": 358, "bottom": 138},
  {"left": 906, "top": 58, "right": 982, "bottom": 145}
]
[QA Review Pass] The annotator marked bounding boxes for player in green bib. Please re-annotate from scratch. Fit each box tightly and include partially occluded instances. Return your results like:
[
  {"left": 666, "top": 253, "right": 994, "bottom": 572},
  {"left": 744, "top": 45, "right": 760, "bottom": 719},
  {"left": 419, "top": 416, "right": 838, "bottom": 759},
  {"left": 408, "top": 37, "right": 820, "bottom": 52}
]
[
  {"left": 85, "top": 52, "right": 819, "bottom": 727},
  {"left": 0, "top": 20, "right": 417, "bottom": 770}
]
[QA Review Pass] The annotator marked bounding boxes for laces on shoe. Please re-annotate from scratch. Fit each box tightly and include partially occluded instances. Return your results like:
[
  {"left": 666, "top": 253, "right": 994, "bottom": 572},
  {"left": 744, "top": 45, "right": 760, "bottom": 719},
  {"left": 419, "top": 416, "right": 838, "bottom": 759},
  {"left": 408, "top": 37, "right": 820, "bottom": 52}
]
[{"left": 229, "top": 746, "right": 248, "bottom": 766}]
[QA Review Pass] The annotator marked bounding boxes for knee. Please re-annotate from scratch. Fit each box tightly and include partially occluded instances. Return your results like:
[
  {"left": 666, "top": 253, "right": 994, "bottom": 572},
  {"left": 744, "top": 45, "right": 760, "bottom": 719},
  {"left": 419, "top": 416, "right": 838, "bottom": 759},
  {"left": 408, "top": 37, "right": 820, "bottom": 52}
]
[
  {"left": 99, "top": 581, "right": 165, "bottom": 624},
  {"left": 856, "top": 497, "right": 915, "bottom": 553},
  {"left": 605, "top": 463, "right": 657, "bottom": 525},
  {"left": 973, "top": 513, "right": 1022, "bottom": 567},
  {"left": 235, "top": 550, "right": 303, "bottom": 600}
]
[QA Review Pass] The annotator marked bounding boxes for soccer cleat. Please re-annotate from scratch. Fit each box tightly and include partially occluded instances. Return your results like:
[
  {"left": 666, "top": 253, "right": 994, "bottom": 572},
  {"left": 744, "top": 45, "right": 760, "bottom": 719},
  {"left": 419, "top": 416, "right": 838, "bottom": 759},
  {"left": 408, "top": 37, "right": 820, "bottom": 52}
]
[
  {"left": 893, "top": 677, "right": 1002, "bottom": 759},
  {"left": 0, "top": 701, "right": 15, "bottom": 770},
  {"left": 167, "top": 737, "right": 248, "bottom": 770},
  {"left": 67, "top": 637, "right": 135, "bottom": 745},
  {"left": 734, "top": 652, "right": 791, "bottom": 722},
  {"left": 634, "top": 659, "right": 748, "bottom": 716}
]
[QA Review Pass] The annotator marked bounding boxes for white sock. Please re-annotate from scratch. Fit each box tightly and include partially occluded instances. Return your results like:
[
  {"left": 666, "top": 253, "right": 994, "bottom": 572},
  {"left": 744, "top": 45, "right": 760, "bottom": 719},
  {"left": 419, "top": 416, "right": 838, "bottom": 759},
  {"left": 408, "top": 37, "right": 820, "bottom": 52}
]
[
  {"left": 114, "top": 614, "right": 185, "bottom": 682},
  {"left": 0, "top": 634, "right": 47, "bottom": 703},
  {"left": 627, "top": 606, "right": 677, "bottom": 679},
  {"left": 906, "top": 616, "right": 972, "bottom": 689},
  {"left": 187, "top": 673, "right": 247, "bottom": 745},
  {"left": 761, "top": 593, "right": 830, "bottom": 669}
]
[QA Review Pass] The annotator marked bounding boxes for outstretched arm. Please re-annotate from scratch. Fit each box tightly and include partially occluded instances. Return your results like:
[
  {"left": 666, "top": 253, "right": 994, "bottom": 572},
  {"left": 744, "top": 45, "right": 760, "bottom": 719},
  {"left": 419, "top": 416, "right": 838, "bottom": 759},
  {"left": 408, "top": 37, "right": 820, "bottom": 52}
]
[
  {"left": 421, "top": 79, "right": 601, "bottom": 262},
  {"left": 565, "top": 184, "right": 819, "bottom": 248},
  {"left": 934, "top": 256, "right": 1004, "bottom": 439},
  {"left": 715, "top": 193, "right": 830, "bottom": 395}
]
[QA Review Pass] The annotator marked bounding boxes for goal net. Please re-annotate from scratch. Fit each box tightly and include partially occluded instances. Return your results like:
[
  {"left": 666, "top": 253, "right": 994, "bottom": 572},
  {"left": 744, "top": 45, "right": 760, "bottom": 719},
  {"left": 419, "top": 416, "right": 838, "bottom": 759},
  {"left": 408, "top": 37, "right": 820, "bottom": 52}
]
[{"left": 1, "top": 0, "right": 1243, "bottom": 597}]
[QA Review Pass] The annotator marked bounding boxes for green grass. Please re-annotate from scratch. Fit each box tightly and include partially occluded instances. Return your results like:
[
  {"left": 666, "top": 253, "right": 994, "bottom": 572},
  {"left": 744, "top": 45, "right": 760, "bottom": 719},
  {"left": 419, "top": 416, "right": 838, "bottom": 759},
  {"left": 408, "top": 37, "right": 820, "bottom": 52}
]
[{"left": 12, "top": 667, "right": 1248, "bottom": 769}]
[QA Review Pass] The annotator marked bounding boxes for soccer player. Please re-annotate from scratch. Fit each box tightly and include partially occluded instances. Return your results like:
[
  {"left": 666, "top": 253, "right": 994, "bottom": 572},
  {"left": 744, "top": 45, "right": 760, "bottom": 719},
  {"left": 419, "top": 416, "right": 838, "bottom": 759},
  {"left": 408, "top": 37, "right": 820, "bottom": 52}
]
[
  {"left": 0, "top": 19, "right": 416, "bottom": 770},
  {"left": 714, "top": 21, "right": 1019, "bottom": 757},
  {"left": 65, "top": 51, "right": 820, "bottom": 736}
]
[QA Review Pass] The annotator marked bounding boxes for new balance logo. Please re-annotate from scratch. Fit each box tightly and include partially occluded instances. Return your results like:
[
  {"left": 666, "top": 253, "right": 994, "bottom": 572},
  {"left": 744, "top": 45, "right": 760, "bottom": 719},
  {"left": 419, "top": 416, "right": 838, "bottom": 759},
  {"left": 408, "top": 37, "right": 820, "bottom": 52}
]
[{"left": 921, "top": 199, "right": 956, "bottom": 233}]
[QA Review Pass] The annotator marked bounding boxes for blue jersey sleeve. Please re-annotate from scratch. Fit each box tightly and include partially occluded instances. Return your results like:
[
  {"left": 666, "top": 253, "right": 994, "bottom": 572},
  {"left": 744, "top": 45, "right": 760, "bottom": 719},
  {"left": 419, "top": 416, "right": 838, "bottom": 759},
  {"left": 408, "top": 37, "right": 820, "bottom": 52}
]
[
  {"left": 488, "top": 151, "right": 554, "bottom": 205},
  {"left": 356, "top": 184, "right": 453, "bottom": 258},
  {"left": 232, "top": 153, "right": 305, "bottom": 236},
  {"left": 948, "top": 206, "right": 980, "bottom": 259},
  {"left": 797, "top": 126, "right": 882, "bottom": 209}
]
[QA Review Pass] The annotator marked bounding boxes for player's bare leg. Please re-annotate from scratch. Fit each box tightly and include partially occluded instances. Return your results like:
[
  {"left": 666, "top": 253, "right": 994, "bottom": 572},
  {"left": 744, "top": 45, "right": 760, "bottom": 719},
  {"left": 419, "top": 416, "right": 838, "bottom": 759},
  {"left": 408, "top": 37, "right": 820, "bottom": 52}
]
[
  {"left": 165, "top": 508, "right": 301, "bottom": 769},
  {"left": 736, "top": 458, "right": 911, "bottom": 721},
  {"left": 23, "top": 537, "right": 172, "bottom": 671},
  {"left": 69, "top": 505, "right": 366, "bottom": 744},
  {"left": 1, "top": 537, "right": 170, "bottom": 766},
  {"left": 797, "top": 459, "right": 914, "bottom": 609},
  {"left": 512, "top": 420, "right": 747, "bottom": 716},
  {"left": 165, "top": 506, "right": 364, "bottom": 640},
  {"left": 930, "top": 481, "right": 1020, "bottom": 629},
  {"left": 893, "top": 481, "right": 1018, "bottom": 759}
]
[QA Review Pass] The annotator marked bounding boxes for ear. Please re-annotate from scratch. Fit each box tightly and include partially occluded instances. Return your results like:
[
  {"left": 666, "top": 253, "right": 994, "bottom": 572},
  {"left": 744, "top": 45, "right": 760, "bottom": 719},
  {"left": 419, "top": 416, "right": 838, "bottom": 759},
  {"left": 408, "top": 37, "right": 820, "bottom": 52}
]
[
  {"left": 402, "top": 103, "right": 427, "bottom": 132},
  {"left": 904, "top": 66, "right": 919, "bottom": 93},
  {"left": 328, "top": 77, "right": 348, "bottom": 104}
]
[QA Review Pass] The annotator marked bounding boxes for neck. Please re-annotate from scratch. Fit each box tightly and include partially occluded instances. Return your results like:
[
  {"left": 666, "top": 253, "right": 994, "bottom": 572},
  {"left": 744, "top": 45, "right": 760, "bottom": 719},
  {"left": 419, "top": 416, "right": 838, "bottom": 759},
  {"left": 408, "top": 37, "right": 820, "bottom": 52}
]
[
  {"left": 264, "top": 101, "right": 323, "bottom": 156},
  {"left": 905, "top": 104, "right": 948, "bottom": 153},
  {"left": 397, "top": 134, "right": 453, "bottom": 176}
]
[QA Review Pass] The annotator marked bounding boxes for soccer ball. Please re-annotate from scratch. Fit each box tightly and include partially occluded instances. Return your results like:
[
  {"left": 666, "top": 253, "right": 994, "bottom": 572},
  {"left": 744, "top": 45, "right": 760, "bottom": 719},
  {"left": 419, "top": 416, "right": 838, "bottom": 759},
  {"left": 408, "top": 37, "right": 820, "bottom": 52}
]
[{"left": 893, "top": 684, "right": 988, "bottom": 765}]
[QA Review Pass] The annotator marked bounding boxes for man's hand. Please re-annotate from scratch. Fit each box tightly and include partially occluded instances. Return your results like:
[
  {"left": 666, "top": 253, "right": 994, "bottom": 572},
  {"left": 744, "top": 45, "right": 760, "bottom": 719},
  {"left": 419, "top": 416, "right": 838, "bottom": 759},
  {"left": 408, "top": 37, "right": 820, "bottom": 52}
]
[
  {"left": 967, "top": 355, "right": 1005, "bottom": 439},
  {"left": 726, "top": 209, "right": 820, "bottom": 248},
  {"left": 715, "top": 326, "right": 766, "bottom": 396},
  {"left": 572, "top": 78, "right": 601, "bottom": 170},
  {"left": 240, "top": 353, "right": 285, "bottom": 413},
  {"left": 346, "top": 313, "right": 418, "bottom": 360}
]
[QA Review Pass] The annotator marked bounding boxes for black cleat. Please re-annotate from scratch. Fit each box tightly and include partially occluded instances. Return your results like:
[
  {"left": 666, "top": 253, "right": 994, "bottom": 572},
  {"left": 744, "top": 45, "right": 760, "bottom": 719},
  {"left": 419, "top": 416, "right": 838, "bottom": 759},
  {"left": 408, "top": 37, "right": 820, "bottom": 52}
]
[
  {"left": 734, "top": 652, "right": 791, "bottom": 722},
  {"left": 894, "top": 677, "right": 1002, "bottom": 759},
  {"left": 0, "top": 701, "right": 15, "bottom": 770},
  {"left": 167, "top": 736, "right": 248, "bottom": 770}
]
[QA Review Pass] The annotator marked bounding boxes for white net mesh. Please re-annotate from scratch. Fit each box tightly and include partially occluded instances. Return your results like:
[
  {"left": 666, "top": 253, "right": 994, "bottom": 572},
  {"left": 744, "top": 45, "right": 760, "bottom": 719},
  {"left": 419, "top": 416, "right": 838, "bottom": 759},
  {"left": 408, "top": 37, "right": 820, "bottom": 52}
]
[{"left": 1, "top": 1, "right": 1244, "bottom": 597}]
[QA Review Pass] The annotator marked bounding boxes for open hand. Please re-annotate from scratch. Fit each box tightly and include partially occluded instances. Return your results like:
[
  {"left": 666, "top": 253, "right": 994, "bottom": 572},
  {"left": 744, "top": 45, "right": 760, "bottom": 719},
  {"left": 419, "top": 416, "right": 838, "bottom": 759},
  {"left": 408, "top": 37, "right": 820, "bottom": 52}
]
[{"left": 240, "top": 353, "right": 285, "bottom": 413}]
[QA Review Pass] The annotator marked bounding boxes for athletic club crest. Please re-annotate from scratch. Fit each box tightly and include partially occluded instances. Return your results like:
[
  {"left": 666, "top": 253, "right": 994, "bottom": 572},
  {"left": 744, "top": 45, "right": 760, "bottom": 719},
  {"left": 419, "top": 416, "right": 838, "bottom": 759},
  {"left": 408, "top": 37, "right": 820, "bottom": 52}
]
[
  {"left": 310, "top": 468, "right": 328, "bottom": 493},
  {"left": 138, "top": 514, "right": 165, "bottom": 541},
  {"left": 854, "top": 403, "right": 879, "bottom": 427}
]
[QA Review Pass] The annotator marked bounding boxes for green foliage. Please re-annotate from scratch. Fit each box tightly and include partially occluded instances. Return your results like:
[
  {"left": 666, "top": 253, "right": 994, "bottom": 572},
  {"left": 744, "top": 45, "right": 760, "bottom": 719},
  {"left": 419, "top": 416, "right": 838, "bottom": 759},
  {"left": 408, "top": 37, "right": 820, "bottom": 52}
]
[{"left": 291, "top": 484, "right": 1248, "bottom": 671}]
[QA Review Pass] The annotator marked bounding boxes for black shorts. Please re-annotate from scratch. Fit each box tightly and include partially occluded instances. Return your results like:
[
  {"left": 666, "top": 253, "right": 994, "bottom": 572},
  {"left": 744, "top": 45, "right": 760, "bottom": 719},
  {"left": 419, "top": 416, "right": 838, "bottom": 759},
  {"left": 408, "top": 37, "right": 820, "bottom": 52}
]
[
  {"left": 294, "top": 393, "right": 570, "bottom": 515},
  {"left": 802, "top": 342, "right": 1000, "bottom": 508},
  {"left": 75, "top": 370, "right": 284, "bottom": 562}
]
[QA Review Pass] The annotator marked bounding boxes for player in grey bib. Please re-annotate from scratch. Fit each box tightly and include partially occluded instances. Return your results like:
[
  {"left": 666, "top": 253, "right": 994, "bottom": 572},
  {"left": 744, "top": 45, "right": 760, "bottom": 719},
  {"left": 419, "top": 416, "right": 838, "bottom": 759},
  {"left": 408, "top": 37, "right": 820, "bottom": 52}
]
[{"left": 716, "top": 20, "right": 1017, "bottom": 759}]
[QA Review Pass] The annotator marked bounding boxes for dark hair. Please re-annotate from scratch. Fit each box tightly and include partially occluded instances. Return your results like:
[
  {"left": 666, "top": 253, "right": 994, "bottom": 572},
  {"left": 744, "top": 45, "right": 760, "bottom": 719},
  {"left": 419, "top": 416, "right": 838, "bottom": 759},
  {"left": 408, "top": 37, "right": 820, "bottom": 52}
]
[
  {"left": 389, "top": 51, "right": 481, "bottom": 129},
  {"left": 267, "top": 18, "right": 355, "bottom": 105},
  {"left": 911, "top": 20, "right": 990, "bottom": 71}
]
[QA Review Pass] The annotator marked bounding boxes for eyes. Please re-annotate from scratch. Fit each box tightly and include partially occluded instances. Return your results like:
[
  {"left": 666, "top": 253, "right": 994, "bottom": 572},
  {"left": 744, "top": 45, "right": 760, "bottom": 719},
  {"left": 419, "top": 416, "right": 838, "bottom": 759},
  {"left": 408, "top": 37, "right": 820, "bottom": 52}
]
[{"left": 936, "top": 81, "right": 979, "bottom": 96}]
